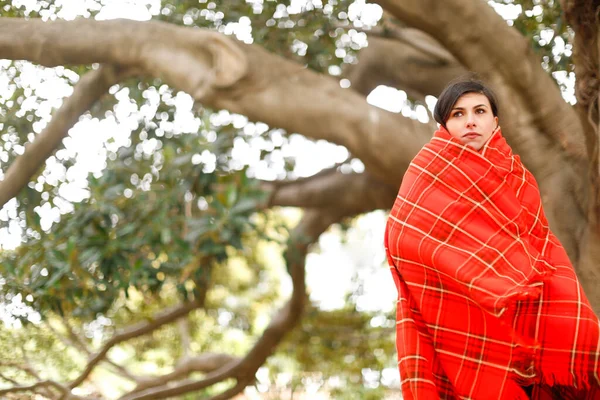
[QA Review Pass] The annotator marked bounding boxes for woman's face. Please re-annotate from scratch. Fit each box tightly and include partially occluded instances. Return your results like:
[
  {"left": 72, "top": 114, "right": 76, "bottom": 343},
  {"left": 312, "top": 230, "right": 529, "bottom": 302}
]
[{"left": 445, "top": 92, "right": 498, "bottom": 151}]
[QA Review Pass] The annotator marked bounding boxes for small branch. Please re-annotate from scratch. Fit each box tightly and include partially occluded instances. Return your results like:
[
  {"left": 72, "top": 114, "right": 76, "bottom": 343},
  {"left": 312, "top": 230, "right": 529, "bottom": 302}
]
[
  {"left": 175, "top": 353, "right": 239, "bottom": 374},
  {"left": 0, "top": 379, "right": 75, "bottom": 398},
  {"left": 0, "top": 372, "right": 20, "bottom": 386},
  {"left": 60, "top": 317, "right": 92, "bottom": 354},
  {"left": 45, "top": 320, "right": 87, "bottom": 354},
  {"left": 203, "top": 381, "right": 250, "bottom": 400},
  {"left": 261, "top": 157, "right": 352, "bottom": 209},
  {"left": 69, "top": 299, "right": 203, "bottom": 390},
  {"left": 275, "top": 155, "right": 352, "bottom": 187},
  {"left": 0, "top": 64, "right": 132, "bottom": 210},
  {"left": 0, "top": 362, "right": 41, "bottom": 381},
  {"left": 177, "top": 318, "right": 192, "bottom": 359},
  {"left": 128, "top": 353, "right": 239, "bottom": 394},
  {"left": 44, "top": 318, "right": 141, "bottom": 385}
]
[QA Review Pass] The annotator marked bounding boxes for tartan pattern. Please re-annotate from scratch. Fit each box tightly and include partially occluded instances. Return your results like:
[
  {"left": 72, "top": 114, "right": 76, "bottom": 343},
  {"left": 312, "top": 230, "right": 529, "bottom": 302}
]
[{"left": 385, "top": 127, "right": 600, "bottom": 399}]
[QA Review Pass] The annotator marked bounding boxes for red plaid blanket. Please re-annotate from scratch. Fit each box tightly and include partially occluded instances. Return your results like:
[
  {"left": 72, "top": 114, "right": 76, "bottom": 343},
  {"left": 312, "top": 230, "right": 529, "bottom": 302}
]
[{"left": 385, "top": 126, "right": 600, "bottom": 399}]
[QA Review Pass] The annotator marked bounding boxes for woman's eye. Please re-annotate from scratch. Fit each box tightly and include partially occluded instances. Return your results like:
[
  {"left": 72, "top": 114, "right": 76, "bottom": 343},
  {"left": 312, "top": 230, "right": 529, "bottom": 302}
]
[
  {"left": 476, "top": 109, "right": 485, "bottom": 114},
  {"left": 452, "top": 112, "right": 463, "bottom": 117}
]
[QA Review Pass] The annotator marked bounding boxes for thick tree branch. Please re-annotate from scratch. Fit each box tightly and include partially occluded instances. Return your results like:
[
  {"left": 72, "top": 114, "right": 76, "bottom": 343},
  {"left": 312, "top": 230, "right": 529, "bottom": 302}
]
[
  {"left": 0, "top": 17, "right": 429, "bottom": 191},
  {"left": 376, "top": 0, "right": 586, "bottom": 157},
  {"left": 557, "top": 0, "right": 600, "bottom": 311},
  {"left": 0, "top": 64, "right": 130, "bottom": 210},
  {"left": 345, "top": 32, "right": 466, "bottom": 99},
  {"left": 264, "top": 171, "right": 397, "bottom": 212}
]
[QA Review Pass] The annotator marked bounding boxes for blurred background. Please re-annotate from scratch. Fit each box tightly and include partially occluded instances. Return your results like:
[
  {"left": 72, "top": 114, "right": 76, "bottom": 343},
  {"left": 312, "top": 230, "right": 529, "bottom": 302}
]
[{"left": 0, "top": 0, "right": 590, "bottom": 399}]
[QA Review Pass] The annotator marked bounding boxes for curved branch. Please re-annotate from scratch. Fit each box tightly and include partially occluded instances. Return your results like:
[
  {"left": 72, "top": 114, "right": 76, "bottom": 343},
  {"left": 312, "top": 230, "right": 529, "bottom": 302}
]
[
  {"left": 44, "top": 319, "right": 141, "bottom": 384},
  {"left": 69, "top": 299, "right": 203, "bottom": 389},
  {"left": 0, "top": 64, "right": 130, "bottom": 210},
  {"left": 345, "top": 32, "right": 466, "bottom": 99},
  {"left": 127, "top": 353, "right": 239, "bottom": 394},
  {"left": 0, "top": 379, "right": 76, "bottom": 399},
  {"left": 0, "top": 17, "right": 431, "bottom": 189}
]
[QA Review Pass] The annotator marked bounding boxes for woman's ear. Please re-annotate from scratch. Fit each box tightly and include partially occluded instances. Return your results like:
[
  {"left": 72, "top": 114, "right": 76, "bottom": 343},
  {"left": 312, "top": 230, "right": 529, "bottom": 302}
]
[{"left": 494, "top": 116, "right": 499, "bottom": 129}]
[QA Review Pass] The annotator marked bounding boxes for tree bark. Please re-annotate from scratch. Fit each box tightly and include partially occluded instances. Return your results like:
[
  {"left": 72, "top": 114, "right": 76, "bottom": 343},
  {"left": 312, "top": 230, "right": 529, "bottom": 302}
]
[
  {"left": 345, "top": 31, "right": 466, "bottom": 99},
  {"left": 265, "top": 171, "right": 397, "bottom": 212},
  {"left": 559, "top": 0, "right": 600, "bottom": 310},
  {"left": 0, "top": 17, "right": 432, "bottom": 195}
]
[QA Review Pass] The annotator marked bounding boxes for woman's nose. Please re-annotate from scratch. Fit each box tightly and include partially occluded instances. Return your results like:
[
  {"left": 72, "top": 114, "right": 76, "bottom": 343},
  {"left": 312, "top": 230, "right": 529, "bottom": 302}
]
[{"left": 466, "top": 115, "right": 476, "bottom": 128}]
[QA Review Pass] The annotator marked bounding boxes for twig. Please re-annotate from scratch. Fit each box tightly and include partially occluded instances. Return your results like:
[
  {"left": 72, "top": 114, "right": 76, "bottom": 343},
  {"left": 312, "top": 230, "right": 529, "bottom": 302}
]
[
  {"left": 0, "top": 361, "right": 41, "bottom": 381},
  {"left": 177, "top": 318, "right": 192, "bottom": 359},
  {"left": 0, "top": 372, "right": 20, "bottom": 386},
  {"left": 45, "top": 318, "right": 141, "bottom": 384},
  {"left": 0, "top": 379, "right": 76, "bottom": 398},
  {"left": 68, "top": 300, "right": 203, "bottom": 390},
  {"left": 128, "top": 353, "right": 239, "bottom": 394},
  {"left": 332, "top": 20, "right": 454, "bottom": 64},
  {"left": 45, "top": 320, "right": 86, "bottom": 354}
]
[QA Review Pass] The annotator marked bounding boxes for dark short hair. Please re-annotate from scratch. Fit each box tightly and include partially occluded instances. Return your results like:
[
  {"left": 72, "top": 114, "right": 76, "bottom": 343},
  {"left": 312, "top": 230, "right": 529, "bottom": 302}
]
[{"left": 433, "top": 76, "right": 499, "bottom": 127}]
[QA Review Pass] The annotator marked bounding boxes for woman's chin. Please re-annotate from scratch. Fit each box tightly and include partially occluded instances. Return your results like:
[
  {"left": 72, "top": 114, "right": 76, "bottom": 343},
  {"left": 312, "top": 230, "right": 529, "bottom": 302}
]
[{"left": 462, "top": 140, "right": 483, "bottom": 151}]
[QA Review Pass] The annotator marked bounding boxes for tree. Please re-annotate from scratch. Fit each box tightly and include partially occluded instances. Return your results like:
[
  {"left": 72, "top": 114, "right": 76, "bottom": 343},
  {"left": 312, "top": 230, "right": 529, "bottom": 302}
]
[{"left": 0, "top": 0, "right": 597, "bottom": 398}]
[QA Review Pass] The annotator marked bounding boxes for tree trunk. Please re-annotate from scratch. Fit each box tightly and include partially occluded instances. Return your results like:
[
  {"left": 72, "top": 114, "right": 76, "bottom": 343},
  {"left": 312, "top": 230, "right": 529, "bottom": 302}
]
[{"left": 559, "top": 0, "right": 600, "bottom": 310}]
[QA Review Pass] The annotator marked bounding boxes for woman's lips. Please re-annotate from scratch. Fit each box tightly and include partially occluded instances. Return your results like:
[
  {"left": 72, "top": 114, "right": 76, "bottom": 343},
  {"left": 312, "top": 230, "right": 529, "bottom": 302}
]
[{"left": 463, "top": 132, "right": 481, "bottom": 139}]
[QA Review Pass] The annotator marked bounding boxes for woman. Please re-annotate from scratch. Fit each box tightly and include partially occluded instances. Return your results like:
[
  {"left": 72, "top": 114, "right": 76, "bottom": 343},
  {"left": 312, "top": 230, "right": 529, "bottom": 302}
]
[{"left": 384, "top": 78, "right": 600, "bottom": 399}]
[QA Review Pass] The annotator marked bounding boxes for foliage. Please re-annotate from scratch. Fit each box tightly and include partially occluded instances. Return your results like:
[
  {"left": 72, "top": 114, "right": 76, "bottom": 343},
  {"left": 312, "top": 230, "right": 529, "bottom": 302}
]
[
  {"left": 1, "top": 101, "right": 275, "bottom": 317},
  {"left": 491, "top": 0, "right": 574, "bottom": 94}
]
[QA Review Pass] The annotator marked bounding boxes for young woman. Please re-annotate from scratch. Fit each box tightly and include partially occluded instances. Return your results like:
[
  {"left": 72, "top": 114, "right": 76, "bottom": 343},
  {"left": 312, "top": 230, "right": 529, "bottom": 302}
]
[{"left": 384, "top": 78, "right": 600, "bottom": 399}]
